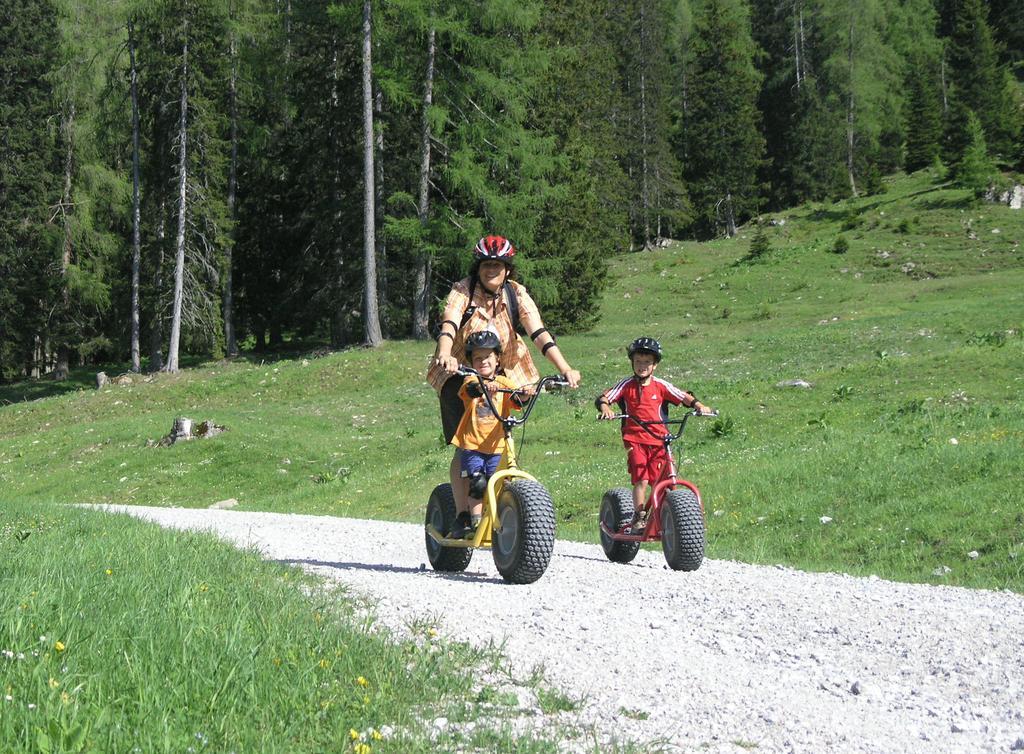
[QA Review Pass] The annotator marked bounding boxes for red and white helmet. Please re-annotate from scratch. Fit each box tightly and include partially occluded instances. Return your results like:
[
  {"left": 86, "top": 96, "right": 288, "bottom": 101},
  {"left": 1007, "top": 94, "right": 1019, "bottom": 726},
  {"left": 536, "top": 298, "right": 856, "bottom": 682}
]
[{"left": 473, "top": 235, "right": 516, "bottom": 261}]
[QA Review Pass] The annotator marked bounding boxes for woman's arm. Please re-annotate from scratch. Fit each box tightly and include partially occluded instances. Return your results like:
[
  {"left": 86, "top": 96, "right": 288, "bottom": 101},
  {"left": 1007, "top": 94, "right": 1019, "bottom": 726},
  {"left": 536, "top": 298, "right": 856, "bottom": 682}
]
[
  {"left": 433, "top": 287, "right": 467, "bottom": 374},
  {"left": 518, "top": 303, "right": 580, "bottom": 388}
]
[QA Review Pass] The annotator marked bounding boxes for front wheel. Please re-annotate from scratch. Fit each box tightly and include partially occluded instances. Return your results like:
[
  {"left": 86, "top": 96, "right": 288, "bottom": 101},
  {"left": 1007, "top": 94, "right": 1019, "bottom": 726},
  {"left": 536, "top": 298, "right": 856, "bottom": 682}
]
[
  {"left": 492, "top": 480, "right": 556, "bottom": 584},
  {"left": 425, "top": 483, "right": 473, "bottom": 572},
  {"left": 599, "top": 488, "right": 640, "bottom": 563},
  {"left": 661, "top": 487, "right": 705, "bottom": 571}
]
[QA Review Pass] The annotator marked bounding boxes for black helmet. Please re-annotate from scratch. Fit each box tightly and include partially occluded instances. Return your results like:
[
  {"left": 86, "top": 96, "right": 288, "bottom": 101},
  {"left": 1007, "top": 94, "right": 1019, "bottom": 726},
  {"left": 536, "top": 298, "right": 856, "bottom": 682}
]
[
  {"left": 627, "top": 337, "right": 662, "bottom": 363},
  {"left": 465, "top": 330, "right": 502, "bottom": 359}
]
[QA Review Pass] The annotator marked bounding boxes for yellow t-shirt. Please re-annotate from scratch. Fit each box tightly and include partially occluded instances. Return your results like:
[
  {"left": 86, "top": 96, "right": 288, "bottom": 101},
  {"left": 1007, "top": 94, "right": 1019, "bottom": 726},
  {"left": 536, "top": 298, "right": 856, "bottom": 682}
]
[{"left": 452, "top": 374, "right": 520, "bottom": 454}]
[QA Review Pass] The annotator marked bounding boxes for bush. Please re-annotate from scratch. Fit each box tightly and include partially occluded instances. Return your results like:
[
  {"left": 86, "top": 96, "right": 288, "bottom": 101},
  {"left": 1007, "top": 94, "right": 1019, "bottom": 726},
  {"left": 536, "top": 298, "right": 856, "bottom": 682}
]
[
  {"left": 831, "top": 235, "right": 850, "bottom": 254},
  {"left": 744, "top": 225, "right": 772, "bottom": 263},
  {"left": 841, "top": 212, "right": 862, "bottom": 231}
]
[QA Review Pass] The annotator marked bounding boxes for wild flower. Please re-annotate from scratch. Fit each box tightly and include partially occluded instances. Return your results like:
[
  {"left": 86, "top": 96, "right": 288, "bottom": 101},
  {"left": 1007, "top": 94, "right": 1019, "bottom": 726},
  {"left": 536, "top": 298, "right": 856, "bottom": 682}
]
[
  {"left": 352, "top": 744, "right": 371, "bottom": 754},
  {"left": 48, "top": 678, "right": 59, "bottom": 689},
  {"left": 318, "top": 659, "right": 330, "bottom": 669},
  {"left": 105, "top": 569, "right": 113, "bottom": 576},
  {"left": 348, "top": 729, "right": 360, "bottom": 741},
  {"left": 2, "top": 650, "right": 13, "bottom": 659},
  {"left": 356, "top": 676, "right": 369, "bottom": 687},
  {"left": 54, "top": 641, "right": 66, "bottom": 653}
]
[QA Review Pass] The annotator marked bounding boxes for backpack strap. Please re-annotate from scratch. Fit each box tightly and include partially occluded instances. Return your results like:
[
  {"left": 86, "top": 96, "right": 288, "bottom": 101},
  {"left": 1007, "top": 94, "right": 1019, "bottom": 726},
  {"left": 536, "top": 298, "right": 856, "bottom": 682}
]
[
  {"left": 504, "top": 281, "right": 525, "bottom": 336},
  {"left": 459, "top": 277, "right": 525, "bottom": 336},
  {"left": 459, "top": 277, "right": 479, "bottom": 329}
]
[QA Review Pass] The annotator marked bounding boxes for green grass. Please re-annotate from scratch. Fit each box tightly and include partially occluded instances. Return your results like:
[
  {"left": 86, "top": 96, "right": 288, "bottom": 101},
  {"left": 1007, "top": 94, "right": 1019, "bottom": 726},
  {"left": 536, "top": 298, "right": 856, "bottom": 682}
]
[
  {"left": 0, "top": 500, "right": 577, "bottom": 753},
  {"left": 1, "top": 169, "right": 1023, "bottom": 593}
]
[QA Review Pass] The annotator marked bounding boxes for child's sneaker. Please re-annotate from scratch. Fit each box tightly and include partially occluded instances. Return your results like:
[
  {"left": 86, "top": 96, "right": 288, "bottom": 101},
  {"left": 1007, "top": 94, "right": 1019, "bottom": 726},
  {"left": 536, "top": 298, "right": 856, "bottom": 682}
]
[
  {"left": 631, "top": 510, "right": 648, "bottom": 532},
  {"left": 450, "top": 512, "right": 474, "bottom": 539}
]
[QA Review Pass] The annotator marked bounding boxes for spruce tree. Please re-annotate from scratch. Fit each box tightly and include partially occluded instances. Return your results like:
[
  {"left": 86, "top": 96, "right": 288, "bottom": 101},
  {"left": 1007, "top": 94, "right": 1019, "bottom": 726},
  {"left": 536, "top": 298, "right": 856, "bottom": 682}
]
[
  {"left": 903, "top": 53, "right": 943, "bottom": 172},
  {"left": 946, "top": 0, "right": 1020, "bottom": 158},
  {"left": 679, "top": 0, "right": 765, "bottom": 237},
  {"left": 0, "top": 0, "right": 61, "bottom": 381},
  {"left": 954, "top": 110, "right": 996, "bottom": 194}
]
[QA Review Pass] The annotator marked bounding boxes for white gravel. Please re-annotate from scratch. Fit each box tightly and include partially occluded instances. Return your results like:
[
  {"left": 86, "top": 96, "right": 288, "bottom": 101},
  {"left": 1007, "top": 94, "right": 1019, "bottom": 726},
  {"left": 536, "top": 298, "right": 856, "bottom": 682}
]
[{"left": 98, "top": 505, "right": 1024, "bottom": 753}]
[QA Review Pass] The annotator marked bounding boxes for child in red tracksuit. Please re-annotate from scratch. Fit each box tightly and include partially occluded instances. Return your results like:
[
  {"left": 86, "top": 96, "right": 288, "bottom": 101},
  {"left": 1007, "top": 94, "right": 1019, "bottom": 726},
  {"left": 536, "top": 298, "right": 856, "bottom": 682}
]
[{"left": 596, "top": 337, "right": 713, "bottom": 530}]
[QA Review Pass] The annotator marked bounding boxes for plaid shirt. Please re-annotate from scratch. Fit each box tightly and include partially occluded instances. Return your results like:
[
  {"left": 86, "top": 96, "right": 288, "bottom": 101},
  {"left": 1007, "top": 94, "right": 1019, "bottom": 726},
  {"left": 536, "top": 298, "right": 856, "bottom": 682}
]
[{"left": 426, "top": 277, "right": 541, "bottom": 394}]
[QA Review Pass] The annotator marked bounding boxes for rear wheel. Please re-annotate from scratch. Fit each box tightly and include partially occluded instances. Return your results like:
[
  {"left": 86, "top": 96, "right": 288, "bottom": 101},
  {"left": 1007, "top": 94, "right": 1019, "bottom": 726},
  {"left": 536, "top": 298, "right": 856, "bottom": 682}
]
[
  {"left": 661, "top": 487, "right": 705, "bottom": 571},
  {"left": 599, "top": 488, "right": 640, "bottom": 563},
  {"left": 425, "top": 483, "right": 473, "bottom": 572},
  {"left": 492, "top": 480, "right": 556, "bottom": 584}
]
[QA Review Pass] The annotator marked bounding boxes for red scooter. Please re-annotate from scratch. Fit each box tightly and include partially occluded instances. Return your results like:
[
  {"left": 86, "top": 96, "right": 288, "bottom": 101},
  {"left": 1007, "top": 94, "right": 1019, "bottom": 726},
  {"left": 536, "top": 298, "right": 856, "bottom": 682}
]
[{"left": 598, "top": 409, "right": 717, "bottom": 571}]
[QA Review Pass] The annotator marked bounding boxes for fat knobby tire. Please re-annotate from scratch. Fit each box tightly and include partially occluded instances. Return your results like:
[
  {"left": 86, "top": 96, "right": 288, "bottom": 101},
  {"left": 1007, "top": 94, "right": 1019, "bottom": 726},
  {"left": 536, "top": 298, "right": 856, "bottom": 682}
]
[
  {"left": 661, "top": 487, "right": 705, "bottom": 571},
  {"left": 425, "top": 483, "right": 473, "bottom": 572},
  {"left": 599, "top": 487, "right": 640, "bottom": 563},
  {"left": 492, "top": 480, "right": 556, "bottom": 584}
]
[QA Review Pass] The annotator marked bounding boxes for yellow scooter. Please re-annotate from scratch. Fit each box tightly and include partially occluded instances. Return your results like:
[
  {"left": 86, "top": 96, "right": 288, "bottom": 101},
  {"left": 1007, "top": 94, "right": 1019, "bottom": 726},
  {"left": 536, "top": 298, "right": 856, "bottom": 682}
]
[{"left": 425, "top": 368, "right": 568, "bottom": 584}]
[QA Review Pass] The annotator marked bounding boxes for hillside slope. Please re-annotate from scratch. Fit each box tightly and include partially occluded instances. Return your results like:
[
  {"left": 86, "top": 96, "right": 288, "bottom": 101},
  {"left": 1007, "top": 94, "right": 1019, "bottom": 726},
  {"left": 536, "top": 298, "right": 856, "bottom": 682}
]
[{"left": 2, "top": 170, "right": 1022, "bottom": 591}]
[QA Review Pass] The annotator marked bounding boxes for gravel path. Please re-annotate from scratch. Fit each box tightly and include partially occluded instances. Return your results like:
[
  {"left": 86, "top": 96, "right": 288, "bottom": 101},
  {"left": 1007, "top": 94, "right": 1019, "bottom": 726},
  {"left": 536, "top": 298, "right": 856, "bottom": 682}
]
[{"left": 99, "top": 505, "right": 1024, "bottom": 753}]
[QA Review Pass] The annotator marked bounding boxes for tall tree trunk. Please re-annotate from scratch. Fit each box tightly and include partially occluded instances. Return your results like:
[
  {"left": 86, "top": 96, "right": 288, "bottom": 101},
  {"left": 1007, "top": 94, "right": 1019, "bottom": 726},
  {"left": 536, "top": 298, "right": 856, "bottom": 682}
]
[
  {"left": 412, "top": 25, "right": 436, "bottom": 340},
  {"left": 166, "top": 26, "right": 189, "bottom": 372},
  {"left": 129, "top": 19, "right": 142, "bottom": 372},
  {"left": 374, "top": 83, "right": 387, "bottom": 329},
  {"left": 224, "top": 32, "right": 239, "bottom": 356},
  {"left": 150, "top": 206, "right": 165, "bottom": 371},
  {"left": 639, "top": 1, "right": 651, "bottom": 249},
  {"left": 329, "top": 33, "right": 347, "bottom": 348},
  {"left": 361, "top": 0, "right": 383, "bottom": 347},
  {"left": 940, "top": 47, "right": 948, "bottom": 114},
  {"left": 846, "top": 18, "right": 858, "bottom": 197},
  {"left": 55, "top": 102, "right": 75, "bottom": 381},
  {"left": 794, "top": 2, "right": 804, "bottom": 89}
]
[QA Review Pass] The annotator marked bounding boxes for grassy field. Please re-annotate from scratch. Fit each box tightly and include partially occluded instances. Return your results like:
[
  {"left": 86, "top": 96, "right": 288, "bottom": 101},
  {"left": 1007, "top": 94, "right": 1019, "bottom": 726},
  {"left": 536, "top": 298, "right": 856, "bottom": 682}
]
[
  {"left": 1, "top": 169, "right": 1022, "bottom": 592},
  {"left": 0, "top": 499, "right": 594, "bottom": 753}
]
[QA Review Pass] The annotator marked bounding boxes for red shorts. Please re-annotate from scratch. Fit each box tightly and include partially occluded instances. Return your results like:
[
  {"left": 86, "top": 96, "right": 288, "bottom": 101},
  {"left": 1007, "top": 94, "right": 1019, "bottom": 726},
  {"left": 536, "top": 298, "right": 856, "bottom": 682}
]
[{"left": 625, "top": 442, "right": 669, "bottom": 485}]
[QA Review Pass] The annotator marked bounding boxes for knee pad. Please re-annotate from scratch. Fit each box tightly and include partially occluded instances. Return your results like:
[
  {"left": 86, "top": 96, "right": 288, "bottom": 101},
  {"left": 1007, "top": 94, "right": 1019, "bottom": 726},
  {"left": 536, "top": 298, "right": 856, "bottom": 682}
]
[{"left": 467, "top": 472, "right": 489, "bottom": 499}]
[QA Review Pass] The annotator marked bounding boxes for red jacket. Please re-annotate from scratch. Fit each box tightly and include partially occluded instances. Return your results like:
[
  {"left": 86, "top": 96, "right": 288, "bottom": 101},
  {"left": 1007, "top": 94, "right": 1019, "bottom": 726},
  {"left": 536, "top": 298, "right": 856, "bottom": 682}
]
[{"left": 601, "top": 376, "right": 694, "bottom": 446}]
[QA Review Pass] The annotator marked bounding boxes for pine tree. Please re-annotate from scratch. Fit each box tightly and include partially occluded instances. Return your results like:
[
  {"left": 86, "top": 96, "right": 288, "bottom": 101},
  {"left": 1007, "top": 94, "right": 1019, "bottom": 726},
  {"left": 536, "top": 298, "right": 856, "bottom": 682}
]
[
  {"left": 0, "top": 0, "right": 61, "bottom": 381},
  {"left": 903, "top": 53, "right": 943, "bottom": 172},
  {"left": 988, "top": 0, "right": 1024, "bottom": 80},
  {"left": 617, "top": 0, "right": 688, "bottom": 248},
  {"left": 818, "top": 0, "right": 900, "bottom": 197},
  {"left": 679, "top": 0, "right": 765, "bottom": 237},
  {"left": 526, "top": 0, "right": 630, "bottom": 328},
  {"left": 744, "top": 223, "right": 772, "bottom": 262},
  {"left": 946, "top": 0, "right": 1020, "bottom": 158},
  {"left": 750, "top": 0, "right": 816, "bottom": 206},
  {"left": 954, "top": 110, "right": 996, "bottom": 194}
]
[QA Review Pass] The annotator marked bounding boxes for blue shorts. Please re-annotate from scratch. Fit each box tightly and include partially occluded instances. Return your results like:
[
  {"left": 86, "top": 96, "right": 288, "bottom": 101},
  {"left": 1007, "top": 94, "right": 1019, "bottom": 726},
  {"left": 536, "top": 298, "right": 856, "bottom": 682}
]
[{"left": 458, "top": 448, "right": 501, "bottom": 477}]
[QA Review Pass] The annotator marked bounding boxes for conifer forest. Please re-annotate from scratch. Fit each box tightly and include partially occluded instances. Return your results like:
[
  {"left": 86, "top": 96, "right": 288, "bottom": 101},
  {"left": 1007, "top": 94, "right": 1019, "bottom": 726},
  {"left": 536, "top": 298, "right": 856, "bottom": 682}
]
[{"left": 1, "top": 0, "right": 1022, "bottom": 381}]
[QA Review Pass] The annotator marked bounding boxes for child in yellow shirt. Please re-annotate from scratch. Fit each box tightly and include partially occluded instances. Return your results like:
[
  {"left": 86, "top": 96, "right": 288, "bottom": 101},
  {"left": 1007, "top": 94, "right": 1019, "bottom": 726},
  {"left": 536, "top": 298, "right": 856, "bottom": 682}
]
[{"left": 450, "top": 330, "right": 529, "bottom": 537}]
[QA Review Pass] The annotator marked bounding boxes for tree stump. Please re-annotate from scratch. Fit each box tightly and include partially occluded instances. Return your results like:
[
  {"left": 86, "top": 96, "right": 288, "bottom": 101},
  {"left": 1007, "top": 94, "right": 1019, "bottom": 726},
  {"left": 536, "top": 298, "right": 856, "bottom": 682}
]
[
  {"left": 157, "top": 417, "right": 226, "bottom": 446},
  {"left": 158, "top": 417, "right": 194, "bottom": 446}
]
